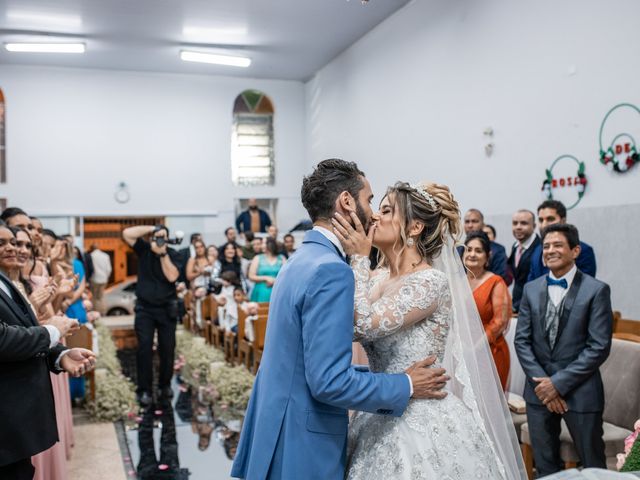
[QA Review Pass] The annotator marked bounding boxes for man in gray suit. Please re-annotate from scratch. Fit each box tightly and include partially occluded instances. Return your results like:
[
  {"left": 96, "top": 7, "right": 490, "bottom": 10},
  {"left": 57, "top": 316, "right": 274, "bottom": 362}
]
[{"left": 515, "top": 223, "right": 612, "bottom": 477}]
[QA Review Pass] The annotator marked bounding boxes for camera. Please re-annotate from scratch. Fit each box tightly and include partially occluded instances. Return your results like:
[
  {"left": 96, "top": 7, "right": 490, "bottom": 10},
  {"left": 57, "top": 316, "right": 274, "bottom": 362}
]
[{"left": 151, "top": 225, "right": 184, "bottom": 247}]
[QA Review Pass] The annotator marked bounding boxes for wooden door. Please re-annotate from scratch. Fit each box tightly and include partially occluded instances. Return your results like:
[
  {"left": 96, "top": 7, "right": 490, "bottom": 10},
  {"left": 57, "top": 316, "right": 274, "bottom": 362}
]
[{"left": 83, "top": 217, "right": 164, "bottom": 285}]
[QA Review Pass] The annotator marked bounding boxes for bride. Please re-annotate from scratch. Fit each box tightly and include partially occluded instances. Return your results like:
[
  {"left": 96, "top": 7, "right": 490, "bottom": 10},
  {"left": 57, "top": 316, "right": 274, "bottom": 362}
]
[{"left": 331, "top": 181, "right": 526, "bottom": 480}]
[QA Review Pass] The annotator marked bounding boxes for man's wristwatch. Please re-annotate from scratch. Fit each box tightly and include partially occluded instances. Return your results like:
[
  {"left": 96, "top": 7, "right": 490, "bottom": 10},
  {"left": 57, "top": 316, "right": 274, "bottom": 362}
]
[{"left": 158, "top": 252, "right": 167, "bottom": 257}]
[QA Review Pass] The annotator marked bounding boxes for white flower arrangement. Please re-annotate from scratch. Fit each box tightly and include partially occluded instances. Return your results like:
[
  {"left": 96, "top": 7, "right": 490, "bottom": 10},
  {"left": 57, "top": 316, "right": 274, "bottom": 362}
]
[
  {"left": 175, "top": 330, "right": 254, "bottom": 413},
  {"left": 85, "top": 322, "right": 137, "bottom": 422}
]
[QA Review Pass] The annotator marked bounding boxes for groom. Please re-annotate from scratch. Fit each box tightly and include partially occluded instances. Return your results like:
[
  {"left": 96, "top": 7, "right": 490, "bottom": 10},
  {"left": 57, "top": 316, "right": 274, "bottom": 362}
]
[{"left": 231, "top": 159, "right": 449, "bottom": 479}]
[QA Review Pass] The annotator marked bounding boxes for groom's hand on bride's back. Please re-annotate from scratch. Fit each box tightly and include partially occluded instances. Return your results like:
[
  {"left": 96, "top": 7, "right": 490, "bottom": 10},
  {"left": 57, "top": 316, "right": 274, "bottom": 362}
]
[{"left": 405, "top": 355, "right": 449, "bottom": 400}]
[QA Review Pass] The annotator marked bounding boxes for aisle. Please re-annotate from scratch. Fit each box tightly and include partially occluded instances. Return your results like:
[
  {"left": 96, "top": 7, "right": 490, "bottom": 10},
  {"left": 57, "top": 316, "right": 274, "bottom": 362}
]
[{"left": 123, "top": 380, "right": 235, "bottom": 480}]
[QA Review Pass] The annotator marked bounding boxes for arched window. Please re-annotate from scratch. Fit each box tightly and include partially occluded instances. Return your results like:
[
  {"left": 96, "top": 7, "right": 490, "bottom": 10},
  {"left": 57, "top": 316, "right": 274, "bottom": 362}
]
[
  {"left": 231, "top": 90, "right": 274, "bottom": 186},
  {"left": 0, "top": 89, "right": 5, "bottom": 183}
]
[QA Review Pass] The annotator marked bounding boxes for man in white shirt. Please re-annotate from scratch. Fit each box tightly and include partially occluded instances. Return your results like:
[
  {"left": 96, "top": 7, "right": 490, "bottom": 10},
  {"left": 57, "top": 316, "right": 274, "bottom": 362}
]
[
  {"left": 89, "top": 244, "right": 112, "bottom": 315},
  {"left": 514, "top": 224, "right": 612, "bottom": 477}
]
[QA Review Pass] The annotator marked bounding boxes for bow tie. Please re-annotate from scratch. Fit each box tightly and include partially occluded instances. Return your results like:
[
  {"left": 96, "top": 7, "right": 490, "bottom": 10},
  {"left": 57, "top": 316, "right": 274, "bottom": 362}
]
[{"left": 547, "top": 277, "right": 568, "bottom": 289}]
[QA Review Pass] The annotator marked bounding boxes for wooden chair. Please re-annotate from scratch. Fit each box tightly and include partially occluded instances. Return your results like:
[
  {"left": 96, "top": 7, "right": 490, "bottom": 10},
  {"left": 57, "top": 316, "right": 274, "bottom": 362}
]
[
  {"left": 209, "top": 296, "right": 225, "bottom": 349},
  {"left": 237, "top": 309, "right": 253, "bottom": 369},
  {"left": 223, "top": 329, "right": 236, "bottom": 363},
  {"left": 257, "top": 302, "right": 269, "bottom": 315},
  {"left": 200, "top": 295, "right": 213, "bottom": 343},
  {"left": 251, "top": 316, "right": 268, "bottom": 374},
  {"left": 613, "top": 311, "right": 640, "bottom": 336},
  {"left": 66, "top": 324, "right": 96, "bottom": 401},
  {"left": 613, "top": 332, "right": 640, "bottom": 343}
]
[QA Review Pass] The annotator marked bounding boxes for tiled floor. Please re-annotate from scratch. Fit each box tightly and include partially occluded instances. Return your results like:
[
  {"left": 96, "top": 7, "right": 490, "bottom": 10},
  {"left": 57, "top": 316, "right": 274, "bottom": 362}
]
[{"left": 69, "top": 421, "right": 127, "bottom": 480}]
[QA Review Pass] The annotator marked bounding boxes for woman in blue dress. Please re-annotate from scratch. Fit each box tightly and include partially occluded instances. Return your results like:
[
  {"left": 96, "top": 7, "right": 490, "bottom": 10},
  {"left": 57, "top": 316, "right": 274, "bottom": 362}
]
[{"left": 248, "top": 237, "right": 286, "bottom": 302}]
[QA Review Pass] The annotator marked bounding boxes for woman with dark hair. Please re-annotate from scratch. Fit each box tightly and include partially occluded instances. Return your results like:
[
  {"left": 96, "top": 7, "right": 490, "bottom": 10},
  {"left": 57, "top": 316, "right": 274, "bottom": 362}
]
[
  {"left": 213, "top": 242, "right": 247, "bottom": 291},
  {"left": 463, "top": 230, "right": 511, "bottom": 390},
  {"left": 248, "top": 237, "right": 286, "bottom": 302}
]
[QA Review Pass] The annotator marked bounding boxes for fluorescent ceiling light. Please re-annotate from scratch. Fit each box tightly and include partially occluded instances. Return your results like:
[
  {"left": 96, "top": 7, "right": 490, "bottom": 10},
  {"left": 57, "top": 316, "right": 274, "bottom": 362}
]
[
  {"left": 5, "top": 42, "right": 85, "bottom": 53},
  {"left": 180, "top": 50, "right": 251, "bottom": 67}
]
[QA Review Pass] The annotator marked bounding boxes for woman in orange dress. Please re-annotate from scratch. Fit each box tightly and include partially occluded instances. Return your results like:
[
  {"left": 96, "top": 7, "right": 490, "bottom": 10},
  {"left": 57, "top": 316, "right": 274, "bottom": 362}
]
[{"left": 463, "top": 231, "right": 511, "bottom": 390}]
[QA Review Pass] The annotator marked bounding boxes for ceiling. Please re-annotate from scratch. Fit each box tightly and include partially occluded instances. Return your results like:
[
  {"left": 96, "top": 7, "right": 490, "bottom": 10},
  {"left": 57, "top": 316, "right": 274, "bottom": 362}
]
[{"left": 0, "top": 0, "right": 410, "bottom": 81}]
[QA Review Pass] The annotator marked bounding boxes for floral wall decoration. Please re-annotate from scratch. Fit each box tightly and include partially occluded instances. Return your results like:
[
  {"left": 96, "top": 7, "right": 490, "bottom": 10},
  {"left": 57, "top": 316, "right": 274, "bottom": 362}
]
[
  {"left": 599, "top": 103, "right": 640, "bottom": 173},
  {"left": 541, "top": 155, "right": 587, "bottom": 210}
]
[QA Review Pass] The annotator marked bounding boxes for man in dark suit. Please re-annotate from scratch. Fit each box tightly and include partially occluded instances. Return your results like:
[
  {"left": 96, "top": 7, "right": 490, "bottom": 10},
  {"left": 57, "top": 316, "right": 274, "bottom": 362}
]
[
  {"left": 514, "top": 224, "right": 612, "bottom": 477},
  {"left": 460, "top": 208, "right": 511, "bottom": 284},
  {"left": 508, "top": 209, "right": 540, "bottom": 312},
  {"left": 0, "top": 278, "right": 96, "bottom": 478},
  {"left": 527, "top": 200, "right": 596, "bottom": 281}
]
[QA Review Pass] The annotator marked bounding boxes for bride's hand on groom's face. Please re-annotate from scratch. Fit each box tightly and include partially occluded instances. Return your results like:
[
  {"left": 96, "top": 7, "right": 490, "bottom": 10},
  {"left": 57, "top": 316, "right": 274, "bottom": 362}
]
[
  {"left": 331, "top": 211, "right": 375, "bottom": 257},
  {"left": 405, "top": 355, "right": 450, "bottom": 400}
]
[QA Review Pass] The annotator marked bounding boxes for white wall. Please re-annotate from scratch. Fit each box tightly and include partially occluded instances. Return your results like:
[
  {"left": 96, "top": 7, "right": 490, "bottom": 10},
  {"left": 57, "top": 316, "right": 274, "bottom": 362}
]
[
  {"left": 0, "top": 65, "right": 308, "bottom": 242},
  {"left": 306, "top": 0, "right": 640, "bottom": 317}
]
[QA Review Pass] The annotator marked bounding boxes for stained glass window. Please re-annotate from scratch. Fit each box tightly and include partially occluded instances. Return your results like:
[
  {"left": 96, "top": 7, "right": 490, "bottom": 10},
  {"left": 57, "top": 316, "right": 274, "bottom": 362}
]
[
  {"left": 232, "top": 90, "right": 274, "bottom": 186},
  {"left": 0, "top": 89, "right": 5, "bottom": 183}
]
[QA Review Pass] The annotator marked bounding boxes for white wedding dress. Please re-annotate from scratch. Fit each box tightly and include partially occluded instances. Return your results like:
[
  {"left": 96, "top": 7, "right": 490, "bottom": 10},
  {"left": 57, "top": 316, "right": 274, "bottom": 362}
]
[{"left": 346, "top": 255, "right": 507, "bottom": 480}]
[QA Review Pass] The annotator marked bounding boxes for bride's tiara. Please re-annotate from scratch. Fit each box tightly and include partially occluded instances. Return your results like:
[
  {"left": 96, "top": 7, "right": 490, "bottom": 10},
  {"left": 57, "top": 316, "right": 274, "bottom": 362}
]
[{"left": 410, "top": 183, "right": 438, "bottom": 210}]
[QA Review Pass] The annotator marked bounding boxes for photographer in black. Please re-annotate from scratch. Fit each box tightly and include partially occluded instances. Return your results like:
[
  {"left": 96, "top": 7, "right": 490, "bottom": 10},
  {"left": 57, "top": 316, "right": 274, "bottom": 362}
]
[{"left": 123, "top": 225, "right": 181, "bottom": 406}]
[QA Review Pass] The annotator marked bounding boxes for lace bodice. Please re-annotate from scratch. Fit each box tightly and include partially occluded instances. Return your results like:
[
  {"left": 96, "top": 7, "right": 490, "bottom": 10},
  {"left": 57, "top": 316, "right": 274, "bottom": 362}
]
[
  {"left": 347, "top": 255, "right": 507, "bottom": 480},
  {"left": 352, "top": 255, "right": 451, "bottom": 374}
]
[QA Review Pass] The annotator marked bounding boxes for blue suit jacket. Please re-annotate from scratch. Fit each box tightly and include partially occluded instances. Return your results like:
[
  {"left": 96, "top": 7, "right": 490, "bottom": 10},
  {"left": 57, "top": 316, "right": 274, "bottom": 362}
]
[
  {"left": 231, "top": 230, "right": 410, "bottom": 479},
  {"left": 514, "top": 271, "right": 612, "bottom": 412},
  {"left": 527, "top": 240, "right": 596, "bottom": 282}
]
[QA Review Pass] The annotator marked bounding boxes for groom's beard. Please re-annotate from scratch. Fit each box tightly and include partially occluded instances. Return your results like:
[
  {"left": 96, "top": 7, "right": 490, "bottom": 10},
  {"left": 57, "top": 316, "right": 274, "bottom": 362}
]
[{"left": 354, "top": 200, "right": 371, "bottom": 233}]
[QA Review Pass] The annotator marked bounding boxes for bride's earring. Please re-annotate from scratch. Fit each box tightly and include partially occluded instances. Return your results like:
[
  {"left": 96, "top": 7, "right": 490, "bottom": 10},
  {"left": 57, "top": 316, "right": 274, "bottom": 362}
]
[{"left": 407, "top": 237, "right": 415, "bottom": 247}]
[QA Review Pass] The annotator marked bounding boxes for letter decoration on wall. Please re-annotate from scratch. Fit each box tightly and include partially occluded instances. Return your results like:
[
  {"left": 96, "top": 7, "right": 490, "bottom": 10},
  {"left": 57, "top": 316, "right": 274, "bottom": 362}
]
[
  {"left": 541, "top": 155, "right": 587, "bottom": 210},
  {"left": 599, "top": 103, "right": 640, "bottom": 173}
]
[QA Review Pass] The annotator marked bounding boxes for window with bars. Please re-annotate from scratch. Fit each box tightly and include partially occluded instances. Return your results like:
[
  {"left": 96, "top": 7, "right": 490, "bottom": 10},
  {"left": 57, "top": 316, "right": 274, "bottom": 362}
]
[{"left": 232, "top": 90, "right": 274, "bottom": 186}]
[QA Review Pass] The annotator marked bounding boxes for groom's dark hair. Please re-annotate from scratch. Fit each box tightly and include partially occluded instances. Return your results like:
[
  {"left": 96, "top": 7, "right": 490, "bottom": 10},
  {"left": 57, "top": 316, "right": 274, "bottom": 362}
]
[{"left": 301, "top": 159, "right": 365, "bottom": 222}]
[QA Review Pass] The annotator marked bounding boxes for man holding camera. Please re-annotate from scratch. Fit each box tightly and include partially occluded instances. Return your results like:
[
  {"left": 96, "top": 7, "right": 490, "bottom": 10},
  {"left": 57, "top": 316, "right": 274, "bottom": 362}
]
[{"left": 123, "top": 225, "right": 180, "bottom": 406}]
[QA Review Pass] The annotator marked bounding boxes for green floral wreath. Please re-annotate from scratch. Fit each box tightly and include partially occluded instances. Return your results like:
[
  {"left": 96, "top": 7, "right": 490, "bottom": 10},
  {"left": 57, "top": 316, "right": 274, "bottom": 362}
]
[
  {"left": 541, "top": 155, "right": 587, "bottom": 210},
  {"left": 599, "top": 103, "right": 640, "bottom": 173}
]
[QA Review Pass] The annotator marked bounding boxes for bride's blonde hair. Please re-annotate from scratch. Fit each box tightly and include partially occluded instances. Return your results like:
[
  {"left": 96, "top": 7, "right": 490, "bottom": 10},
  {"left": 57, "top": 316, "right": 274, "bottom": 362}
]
[{"left": 378, "top": 181, "right": 461, "bottom": 269}]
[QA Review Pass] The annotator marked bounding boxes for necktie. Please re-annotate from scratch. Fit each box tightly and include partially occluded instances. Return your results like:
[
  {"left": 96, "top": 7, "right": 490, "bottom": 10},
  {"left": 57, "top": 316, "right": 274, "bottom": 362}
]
[
  {"left": 546, "top": 277, "right": 568, "bottom": 289},
  {"left": 515, "top": 245, "right": 524, "bottom": 267}
]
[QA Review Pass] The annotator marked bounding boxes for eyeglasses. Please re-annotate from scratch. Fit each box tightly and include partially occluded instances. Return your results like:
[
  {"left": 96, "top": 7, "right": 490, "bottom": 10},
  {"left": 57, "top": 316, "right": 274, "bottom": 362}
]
[
  {"left": 16, "top": 241, "right": 32, "bottom": 250},
  {"left": 0, "top": 238, "right": 17, "bottom": 247}
]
